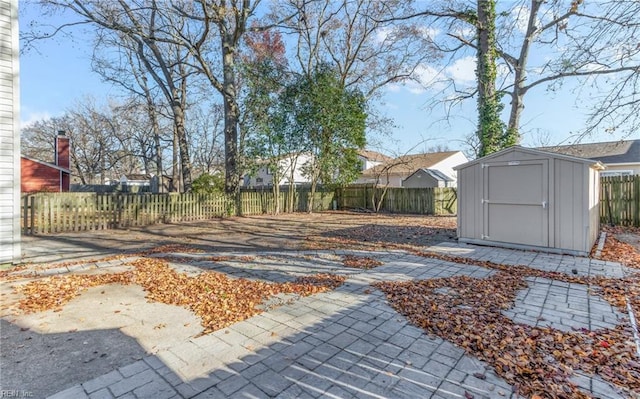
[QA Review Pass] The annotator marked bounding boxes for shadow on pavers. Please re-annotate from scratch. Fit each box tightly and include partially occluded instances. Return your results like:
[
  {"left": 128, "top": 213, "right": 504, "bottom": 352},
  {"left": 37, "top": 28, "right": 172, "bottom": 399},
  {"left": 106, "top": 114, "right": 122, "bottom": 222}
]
[
  {"left": 0, "top": 319, "right": 149, "bottom": 398},
  {"left": 70, "top": 281, "right": 520, "bottom": 399},
  {"left": 102, "top": 279, "right": 627, "bottom": 399}
]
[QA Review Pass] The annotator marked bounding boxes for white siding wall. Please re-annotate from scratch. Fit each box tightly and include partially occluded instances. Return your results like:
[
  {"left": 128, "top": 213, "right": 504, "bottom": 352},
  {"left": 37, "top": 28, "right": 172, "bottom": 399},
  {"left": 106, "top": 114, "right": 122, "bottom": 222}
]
[
  {"left": 430, "top": 152, "right": 469, "bottom": 184},
  {"left": 246, "top": 153, "right": 313, "bottom": 187},
  {"left": 357, "top": 155, "right": 383, "bottom": 171},
  {"left": 601, "top": 163, "right": 640, "bottom": 176},
  {"left": 0, "top": 0, "right": 19, "bottom": 263}
]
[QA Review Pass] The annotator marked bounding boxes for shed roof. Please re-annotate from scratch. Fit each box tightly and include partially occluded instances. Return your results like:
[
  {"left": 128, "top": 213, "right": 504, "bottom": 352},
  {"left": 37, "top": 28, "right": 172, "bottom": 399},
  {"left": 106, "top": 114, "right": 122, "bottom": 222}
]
[
  {"left": 405, "top": 168, "right": 454, "bottom": 182},
  {"left": 361, "top": 151, "right": 460, "bottom": 177},
  {"left": 539, "top": 139, "right": 640, "bottom": 165},
  {"left": 454, "top": 146, "right": 605, "bottom": 170}
]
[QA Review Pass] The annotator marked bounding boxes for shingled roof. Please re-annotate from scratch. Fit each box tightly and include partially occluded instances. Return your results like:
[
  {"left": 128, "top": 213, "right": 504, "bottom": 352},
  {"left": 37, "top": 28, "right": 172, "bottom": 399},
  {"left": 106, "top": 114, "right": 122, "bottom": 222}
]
[
  {"left": 357, "top": 149, "right": 393, "bottom": 163},
  {"left": 361, "top": 151, "right": 459, "bottom": 178},
  {"left": 539, "top": 139, "right": 640, "bottom": 165}
]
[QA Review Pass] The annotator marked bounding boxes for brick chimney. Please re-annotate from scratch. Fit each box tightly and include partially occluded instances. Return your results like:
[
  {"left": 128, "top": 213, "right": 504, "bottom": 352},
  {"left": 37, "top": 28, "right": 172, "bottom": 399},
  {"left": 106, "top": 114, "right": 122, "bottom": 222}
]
[{"left": 55, "top": 130, "right": 70, "bottom": 170}]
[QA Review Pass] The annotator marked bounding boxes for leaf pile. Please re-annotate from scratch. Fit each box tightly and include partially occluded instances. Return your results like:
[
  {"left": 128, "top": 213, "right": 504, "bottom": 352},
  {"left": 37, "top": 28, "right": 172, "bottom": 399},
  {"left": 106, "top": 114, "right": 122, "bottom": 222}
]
[
  {"left": 408, "top": 248, "right": 640, "bottom": 329},
  {"left": 374, "top": 273, "right": 640, "bottom": 398},
  {"left": 15, "top": 271, "right": 134, "bottom": 313},
  {"left": 303, "top": 231, "right": 640, "bottom": 320},
  {"left": 342, "top": 255, "right": 383, "bottom": 269},
  {"left": 155, "top": 254, "right": 256, "bottom": 264},
  {"left": 599, "top": 231, "right": 640, "bottom": 269},
  {"left": 15, "top": 257, "right": 346, "bottom": 334}
]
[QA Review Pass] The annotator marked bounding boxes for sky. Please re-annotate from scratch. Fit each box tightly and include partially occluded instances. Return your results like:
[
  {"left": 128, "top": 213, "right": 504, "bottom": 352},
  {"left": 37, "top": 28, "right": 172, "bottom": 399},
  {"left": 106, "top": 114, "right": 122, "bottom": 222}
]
[{"left": 18, "top": 2, "right": 629, "bottom": 159}]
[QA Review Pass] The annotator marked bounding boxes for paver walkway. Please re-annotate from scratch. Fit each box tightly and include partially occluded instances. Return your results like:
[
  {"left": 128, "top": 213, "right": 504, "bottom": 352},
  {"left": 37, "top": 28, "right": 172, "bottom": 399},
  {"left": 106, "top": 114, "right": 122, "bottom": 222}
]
[{"left": 5, "top": 243, "right": 633, "bottom": 399}]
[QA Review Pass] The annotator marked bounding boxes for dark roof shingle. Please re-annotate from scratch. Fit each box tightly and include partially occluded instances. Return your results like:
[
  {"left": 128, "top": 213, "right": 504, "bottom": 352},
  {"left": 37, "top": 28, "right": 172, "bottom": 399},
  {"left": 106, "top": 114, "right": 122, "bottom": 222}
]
[{"left": 539, "top": 140, "right": 640, "bottom": 164}]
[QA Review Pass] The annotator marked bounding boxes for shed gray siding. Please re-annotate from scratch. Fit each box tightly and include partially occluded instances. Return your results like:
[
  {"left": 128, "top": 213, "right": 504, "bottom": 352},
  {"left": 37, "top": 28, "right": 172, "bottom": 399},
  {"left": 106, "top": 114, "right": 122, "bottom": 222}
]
[
  {"left": 456, "top": 146, "right": 602, "bottom": 256},
  {"left": 403, "top": 173, "right": 438, "bottom": 188},
  {"left": 0, "top": 0, "right": 19, "bottom": 264}
]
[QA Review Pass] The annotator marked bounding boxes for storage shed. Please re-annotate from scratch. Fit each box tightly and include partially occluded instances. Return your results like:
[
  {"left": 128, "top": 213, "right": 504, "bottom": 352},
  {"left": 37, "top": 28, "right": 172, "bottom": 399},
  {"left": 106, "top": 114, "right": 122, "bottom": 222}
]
[
  {"left": 402, "top": 168, "right": 455, "bottom": 188},
  {"left": 455, "top": 146, "right": 604, "bottom": 256}
]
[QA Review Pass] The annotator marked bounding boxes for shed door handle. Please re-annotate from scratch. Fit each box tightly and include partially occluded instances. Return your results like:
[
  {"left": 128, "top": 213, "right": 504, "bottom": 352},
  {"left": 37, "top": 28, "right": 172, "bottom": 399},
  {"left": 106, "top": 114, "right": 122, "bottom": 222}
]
[{"left": 542, "top": 201, "right": 547, "bottom": 209}]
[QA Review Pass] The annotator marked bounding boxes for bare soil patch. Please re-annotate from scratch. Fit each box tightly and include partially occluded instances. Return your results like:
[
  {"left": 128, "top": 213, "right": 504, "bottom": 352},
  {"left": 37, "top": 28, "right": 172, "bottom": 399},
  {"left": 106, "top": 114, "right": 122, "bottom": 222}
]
[{"left": 20, "top": 212, "right": 457, "bottom": 265}]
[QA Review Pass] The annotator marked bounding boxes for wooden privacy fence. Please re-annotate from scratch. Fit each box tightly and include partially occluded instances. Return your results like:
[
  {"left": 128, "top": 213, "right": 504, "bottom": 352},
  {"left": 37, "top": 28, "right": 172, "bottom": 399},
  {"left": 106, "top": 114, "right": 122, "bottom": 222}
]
[
  {"left": 240, "top": 188, "right": 335, "bottom": 215},
  {"left": 600, "top": 175, "right": 640, "bottom": 227},
  {"left": 337, "top": 186, "right": 457, "bottom": 215},
  {"left": 22, "top": 190, "right": 335, "bottom": 235}
]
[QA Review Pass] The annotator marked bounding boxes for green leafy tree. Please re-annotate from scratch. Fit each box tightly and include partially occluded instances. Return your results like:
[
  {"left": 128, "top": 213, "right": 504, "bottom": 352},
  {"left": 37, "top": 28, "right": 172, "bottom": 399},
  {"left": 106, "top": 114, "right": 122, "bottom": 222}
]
[
  {"left": 288, "top": 65, "right": 367, "bottom": 212},
  {"left": 192, "top": 173, "right": 225, "bottom": 194},
  {"left": 241, "top": 29, "right": 296, "bottom": 214}
]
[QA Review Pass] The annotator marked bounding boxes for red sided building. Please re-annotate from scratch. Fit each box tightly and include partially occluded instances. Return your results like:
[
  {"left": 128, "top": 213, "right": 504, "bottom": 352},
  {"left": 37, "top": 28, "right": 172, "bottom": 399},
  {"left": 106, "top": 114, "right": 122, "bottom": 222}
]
[{"left": 21, "top": 132, "right": 71, "bottom": 193}]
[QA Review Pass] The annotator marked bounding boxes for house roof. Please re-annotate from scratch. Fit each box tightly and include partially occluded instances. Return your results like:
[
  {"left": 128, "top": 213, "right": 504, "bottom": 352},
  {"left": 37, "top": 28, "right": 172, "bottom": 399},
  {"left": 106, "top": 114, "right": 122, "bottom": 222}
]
[
  {"left": 361, "top": 151, "right": 460, "bottom": 177},
  {"left": 122, "top": 174, "right": 153, "bottom": 181},
  {"left": 357, "top": 149, "right": 393, "bottom": 163},
  {"left": 539, "top": 139, "right": 640, "bottom": 165},
  {"left": 406, "top": 168, "right": 454, "bottom": 182},
  {"left": 21, "top": 155, "right": 71, "bottom": 173},
  {"left": 455, "top": 146, "right": 605, "bottom": 170}
]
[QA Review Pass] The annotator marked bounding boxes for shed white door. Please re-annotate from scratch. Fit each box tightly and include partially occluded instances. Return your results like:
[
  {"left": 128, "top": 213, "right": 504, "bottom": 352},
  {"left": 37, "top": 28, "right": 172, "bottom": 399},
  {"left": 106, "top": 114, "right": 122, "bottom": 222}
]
[{"left": 483, "top": 160, "right": 549, "bottom": 247}]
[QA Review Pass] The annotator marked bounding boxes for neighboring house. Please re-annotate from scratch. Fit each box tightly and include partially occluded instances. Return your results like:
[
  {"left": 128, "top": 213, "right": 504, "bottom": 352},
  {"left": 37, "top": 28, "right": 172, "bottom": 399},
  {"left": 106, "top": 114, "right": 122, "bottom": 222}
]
[
  {"left": 0, "top": 0, "right": 19, "bottom": 263},
  {"left": 402, "top": 168, "right": 455, "bottom": 188},
  {"left": 355, "top": 151, "right": 469, "bottom": 187},
  {"left": 21, "top": 131, "right": 71, "bottom": 193},
  {"left": 119, "top": 173, "right": 172, "bottom": 193},
  {"left": 244, "top": 152, "right": 314, "bottom": 188},
  {"left": 540, "top": 139, "right": 640, "bottom": 176},
  {"left": 357, "top": 149, "right": 393, "bottom": 171}
]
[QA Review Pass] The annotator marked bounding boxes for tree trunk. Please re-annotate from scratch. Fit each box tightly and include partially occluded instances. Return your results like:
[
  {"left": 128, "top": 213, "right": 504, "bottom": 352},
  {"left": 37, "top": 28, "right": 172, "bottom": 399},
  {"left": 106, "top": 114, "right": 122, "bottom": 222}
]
[
  {"left": 222, "top": 44, "right": 240, "bottom": 198},
  {"left": 476, "top": 0, "right": 504, "bottom": 157},
  {"left": 287, "top": 165, "right": 296, "bottom": 213},
  {"left": 143, "top": 96, "right": 163, "bottom": 192},
  {"left": 173, "top": 106, "right": 192, "bottom": 192},
  {"left": 172, "top": 126, "right": 180, "bottom": 192},
  {"left": 505, "top": 0, "right": 542, "bottom": 146},
  {"left": 272, "top": 178, "right": 280, "bottom": 215},
  {"left": 308, "top": 179, "right": 317, "bottom": 213}
]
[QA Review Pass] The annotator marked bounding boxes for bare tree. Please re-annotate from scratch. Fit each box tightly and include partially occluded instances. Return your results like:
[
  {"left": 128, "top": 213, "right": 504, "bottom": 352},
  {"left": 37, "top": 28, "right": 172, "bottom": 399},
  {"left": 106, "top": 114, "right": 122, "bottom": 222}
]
[
  {"left": 22, "top": 97, "right": 170, "bottom": 185},
  {"left": 92, "top": 32, "right": 169, "bottom": 185},
  {"left": 280, "top": 0, "right": 437, "bottom": 97},
  {"left": 188, "top": 103, "right": 225, "bottom": 176},
  {"left": 393, "top": 0, "right": 640, "bottom": 147},
  {"left": 30, "top": 0, "right": 196, "bottom": 190},
  {"left": 170, "top": 0, "right": 266, "bottom": 199},
  {"left": 362, "top": 142, "right": 427, "bottom": 213}
]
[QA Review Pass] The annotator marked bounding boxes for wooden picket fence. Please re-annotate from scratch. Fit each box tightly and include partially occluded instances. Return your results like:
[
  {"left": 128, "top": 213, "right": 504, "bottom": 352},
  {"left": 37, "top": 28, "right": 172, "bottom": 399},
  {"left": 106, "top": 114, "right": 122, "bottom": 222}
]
[
  {"left": 337, "top": 186, "right": 457, "bottom": 215},
  {"left": 21, "top": 176, "right": 639, "bottom": 234},
  {"left": 21, "top": 189, "right": 336, "bottom": 235},
  {"left": 600, "top": 175, "right": 640, "bottom": 227}
]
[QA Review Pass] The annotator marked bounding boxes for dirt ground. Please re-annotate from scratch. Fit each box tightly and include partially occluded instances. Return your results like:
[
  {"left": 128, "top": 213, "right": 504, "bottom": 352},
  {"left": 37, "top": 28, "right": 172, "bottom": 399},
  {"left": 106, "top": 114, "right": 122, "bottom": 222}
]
[{"left": 19, "top": 211, "right": 458, "bottom": 264}]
